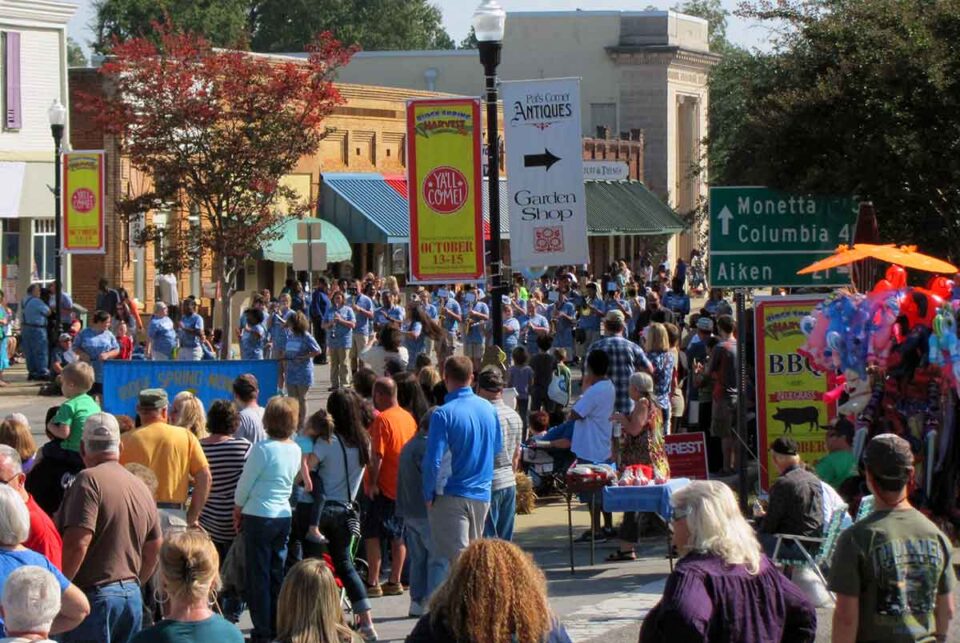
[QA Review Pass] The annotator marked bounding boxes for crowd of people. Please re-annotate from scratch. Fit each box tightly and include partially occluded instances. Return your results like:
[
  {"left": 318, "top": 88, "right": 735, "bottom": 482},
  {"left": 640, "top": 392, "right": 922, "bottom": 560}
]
[{"left": 0, "top": 251, "right": 955, "bottom": 643}]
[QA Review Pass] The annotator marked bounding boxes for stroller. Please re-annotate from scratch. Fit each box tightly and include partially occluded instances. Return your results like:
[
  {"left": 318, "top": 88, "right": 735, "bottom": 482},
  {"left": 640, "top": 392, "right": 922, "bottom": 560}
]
[{"left": 521, "top": 443, "right": 576, "bottom": 497}]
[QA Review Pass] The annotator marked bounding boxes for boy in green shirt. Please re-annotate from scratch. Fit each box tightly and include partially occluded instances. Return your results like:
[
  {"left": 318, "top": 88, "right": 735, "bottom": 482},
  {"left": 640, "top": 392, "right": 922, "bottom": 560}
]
[
  {"left": 815, "top": 418, "right": 857, "bottom": 489},
  {"left": 47, "top": 361, "right": 101, "bottom": 458}
]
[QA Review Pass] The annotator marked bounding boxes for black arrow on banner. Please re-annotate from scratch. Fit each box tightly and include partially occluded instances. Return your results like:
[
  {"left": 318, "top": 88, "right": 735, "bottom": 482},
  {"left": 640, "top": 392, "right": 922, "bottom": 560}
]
[{"left": 524, "top": 149, "right": 561, "bottom": 171}]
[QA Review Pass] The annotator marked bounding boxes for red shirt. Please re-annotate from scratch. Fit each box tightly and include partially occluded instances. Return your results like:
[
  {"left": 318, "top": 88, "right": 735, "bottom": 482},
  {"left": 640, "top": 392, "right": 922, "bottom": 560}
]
[
  {"left": 25, "top": 494, "right": 63, "bottom": 570},
  {"left": 118, "top": 335, "right": 134, "bottom": 360}
]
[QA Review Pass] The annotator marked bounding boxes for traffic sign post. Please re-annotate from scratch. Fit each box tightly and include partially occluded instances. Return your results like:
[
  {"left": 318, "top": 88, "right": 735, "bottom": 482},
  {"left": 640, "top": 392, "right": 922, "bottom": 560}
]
[
  {"left": 709, "top": 187, "right": 858, "bottom": 288},
  {"left": 501, "top": 78, "right": 589, "bottom": 269}
]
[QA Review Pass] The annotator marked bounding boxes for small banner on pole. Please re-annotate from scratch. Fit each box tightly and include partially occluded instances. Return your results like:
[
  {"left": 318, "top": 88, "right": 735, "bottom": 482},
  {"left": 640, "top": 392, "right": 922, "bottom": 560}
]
[
  {"left": 501, "top": 77, "right": 589, "bottom": 269},
  {"left": 406, "top": 98, "right": 484, "bottom": 283},
  {"left": 62, "top": 150, "right": 105, "bottom": 254}
]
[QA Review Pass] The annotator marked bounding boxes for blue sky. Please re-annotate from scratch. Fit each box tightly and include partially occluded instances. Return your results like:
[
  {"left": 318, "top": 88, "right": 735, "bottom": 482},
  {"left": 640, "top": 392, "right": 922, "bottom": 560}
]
[{"left": 67, "top": 0, "right": 774, "bottom": 52}]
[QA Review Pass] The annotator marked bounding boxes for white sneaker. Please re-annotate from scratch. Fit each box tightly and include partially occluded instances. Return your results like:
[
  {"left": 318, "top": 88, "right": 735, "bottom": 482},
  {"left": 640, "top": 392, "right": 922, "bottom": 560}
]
[{"left": 408, "top": 601, "right": 424, "bottom": 617}]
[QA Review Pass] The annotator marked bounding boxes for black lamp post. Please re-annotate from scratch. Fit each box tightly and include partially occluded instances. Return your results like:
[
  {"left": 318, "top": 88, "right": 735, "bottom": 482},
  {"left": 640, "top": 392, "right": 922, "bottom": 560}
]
[
  {"left": 48, "top": 99, "right": 66, "bottom": 338},
  {"left": 472, "top": 0, "right": 507, "bottom": 348}
]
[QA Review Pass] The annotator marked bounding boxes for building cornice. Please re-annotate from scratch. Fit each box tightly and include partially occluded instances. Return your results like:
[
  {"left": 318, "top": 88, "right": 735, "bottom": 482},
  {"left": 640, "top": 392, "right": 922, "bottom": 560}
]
[
  {"left": 606, "top": 45, "right": 721, "bottom": 69},
  {"left": 0, "top": 0, "right": 77, "bottom": 26}
]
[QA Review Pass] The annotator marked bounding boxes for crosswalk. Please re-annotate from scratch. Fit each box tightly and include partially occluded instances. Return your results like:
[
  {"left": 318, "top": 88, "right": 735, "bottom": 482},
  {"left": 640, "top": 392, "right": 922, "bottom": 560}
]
[{"left": 562, "top": 577, "right": 666, "bottom": 642}]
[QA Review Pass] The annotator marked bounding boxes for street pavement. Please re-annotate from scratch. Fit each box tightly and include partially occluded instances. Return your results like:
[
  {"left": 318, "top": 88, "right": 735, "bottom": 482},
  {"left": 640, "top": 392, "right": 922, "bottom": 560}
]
[{"left": 3, "top": 361, "right": 958, "bottom": 642}]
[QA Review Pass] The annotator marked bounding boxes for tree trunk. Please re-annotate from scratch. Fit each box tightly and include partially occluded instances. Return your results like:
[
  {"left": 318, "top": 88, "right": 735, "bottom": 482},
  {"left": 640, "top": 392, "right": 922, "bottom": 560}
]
[{"left": 218, "top": 259, "right": 236, "bottom": 360}]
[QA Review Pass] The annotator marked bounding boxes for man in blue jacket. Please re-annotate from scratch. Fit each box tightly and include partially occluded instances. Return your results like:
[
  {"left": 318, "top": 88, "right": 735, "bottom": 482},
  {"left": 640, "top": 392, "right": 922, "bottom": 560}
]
[
  {"left": 422, "top": 355, "right": 501, "bottom": 579},
  {"left": 310, "top": 277, "right": 331, "bottom": 365}
]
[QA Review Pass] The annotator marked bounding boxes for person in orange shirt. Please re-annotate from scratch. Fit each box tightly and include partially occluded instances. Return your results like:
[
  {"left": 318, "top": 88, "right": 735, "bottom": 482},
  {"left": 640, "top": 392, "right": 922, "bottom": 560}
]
[{"left": 364, "top": 377, "right": 418, "bottom": 598}]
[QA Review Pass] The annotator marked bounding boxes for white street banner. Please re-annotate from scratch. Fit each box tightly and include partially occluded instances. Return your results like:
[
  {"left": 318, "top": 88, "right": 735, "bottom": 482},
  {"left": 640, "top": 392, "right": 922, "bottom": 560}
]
[{"left": 502, "top": 78, "right": 589, "bottom": 269}]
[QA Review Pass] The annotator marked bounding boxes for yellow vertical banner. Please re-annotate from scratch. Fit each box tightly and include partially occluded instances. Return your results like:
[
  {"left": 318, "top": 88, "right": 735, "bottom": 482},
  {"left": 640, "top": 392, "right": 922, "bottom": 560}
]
[
  {"left": 63, "top": 151, "right": 105, "bottom": 254},
  {"left": 754, "top": 295, "right": 831, "bottom": 490},
  {"left": 407, "top": 99, "right": 483, "bottom": 282}
]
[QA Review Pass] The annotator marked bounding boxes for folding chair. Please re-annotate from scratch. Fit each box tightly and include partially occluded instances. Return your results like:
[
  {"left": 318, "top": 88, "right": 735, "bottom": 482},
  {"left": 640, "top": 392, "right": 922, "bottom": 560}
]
[{"left": 771, "top": 502, "right": 848, "bottom": 605}]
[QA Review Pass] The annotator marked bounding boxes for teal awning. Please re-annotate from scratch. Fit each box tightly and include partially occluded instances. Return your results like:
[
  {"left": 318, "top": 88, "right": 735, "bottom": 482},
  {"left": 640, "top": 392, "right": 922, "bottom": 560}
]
[{"left": 260, "top": 217, "right": 352, "bottom": 264}]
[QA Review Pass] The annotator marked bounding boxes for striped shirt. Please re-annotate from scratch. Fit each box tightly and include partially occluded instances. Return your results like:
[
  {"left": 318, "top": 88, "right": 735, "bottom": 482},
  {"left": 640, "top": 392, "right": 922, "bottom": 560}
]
[{"left": 198, "top": 437, "right": 251, "bottom": 543}]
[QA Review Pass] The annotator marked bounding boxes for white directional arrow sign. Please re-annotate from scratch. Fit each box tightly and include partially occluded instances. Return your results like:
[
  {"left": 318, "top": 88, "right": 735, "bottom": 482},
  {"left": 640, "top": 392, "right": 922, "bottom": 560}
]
[{"left": 718, "top": 206, "right": 734, "bottom": 236}]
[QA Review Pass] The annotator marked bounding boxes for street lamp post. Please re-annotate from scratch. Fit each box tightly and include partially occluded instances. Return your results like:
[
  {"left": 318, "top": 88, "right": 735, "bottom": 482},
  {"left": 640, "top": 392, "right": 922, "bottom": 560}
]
[
  {"left": 48, "top": 99, "right": 66, "bottom": 338},
  {"left": 473, "top": 0, "right": 506, "bottom": 348}
]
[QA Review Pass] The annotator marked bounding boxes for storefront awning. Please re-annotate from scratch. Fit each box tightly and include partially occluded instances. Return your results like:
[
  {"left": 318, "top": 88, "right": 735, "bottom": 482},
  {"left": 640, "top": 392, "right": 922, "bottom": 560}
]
[
  {"left": 260, "top": 217, "right": 352, "bottom": 264},
  {"left": 585, "top": 180, "right": 688, "bottom": 235},
  {"left": 321, "top": 173, "right": 508, "bottom": 244},
  {"left": 0, "top": 161, "right": 57, "bottom": 219},
  {"left": 320, "top": 174, "right": 686, "bottom": 243}
]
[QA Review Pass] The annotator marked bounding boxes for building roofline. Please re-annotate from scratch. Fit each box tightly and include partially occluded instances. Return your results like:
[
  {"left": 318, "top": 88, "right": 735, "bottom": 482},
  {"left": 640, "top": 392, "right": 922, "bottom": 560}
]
[{"left": 0, "top": 0, "right": 77, "bottom": 25}]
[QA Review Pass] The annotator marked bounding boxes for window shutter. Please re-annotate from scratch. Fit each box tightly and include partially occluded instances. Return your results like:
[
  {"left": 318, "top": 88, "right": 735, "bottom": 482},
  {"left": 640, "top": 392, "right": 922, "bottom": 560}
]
[{"left": 4, "top": 32, "right": 22, "bottom": 130}]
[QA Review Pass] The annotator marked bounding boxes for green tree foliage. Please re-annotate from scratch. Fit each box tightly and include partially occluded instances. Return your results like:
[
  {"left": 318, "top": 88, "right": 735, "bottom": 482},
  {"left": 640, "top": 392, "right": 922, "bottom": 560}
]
[
  {"left": 459, "top": 26, "right": 478, "bottom": 49},
  {"left": 250, "top": 0, "right": 454, "bottom": 52},
  {"left": 720, "top": 0, "right": 960, "bottom": 258},
  {"left": 92, "top": 0, "right": 251, "bottom": 53},
  {"left": 66, "top": 37, "right": 87, "bottom": 67}
]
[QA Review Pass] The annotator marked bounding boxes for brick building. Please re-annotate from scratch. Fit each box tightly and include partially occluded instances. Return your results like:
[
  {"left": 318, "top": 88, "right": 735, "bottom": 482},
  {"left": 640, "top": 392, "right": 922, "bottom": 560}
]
[{"left": 69, "top": 63, "right": 683, "bottom": 322}]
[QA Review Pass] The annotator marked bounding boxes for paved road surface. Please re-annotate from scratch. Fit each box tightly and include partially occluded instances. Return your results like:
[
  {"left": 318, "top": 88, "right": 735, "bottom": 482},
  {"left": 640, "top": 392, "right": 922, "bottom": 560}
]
[{"left": 2, "top": 363, "right": 958, "bottom": 642}]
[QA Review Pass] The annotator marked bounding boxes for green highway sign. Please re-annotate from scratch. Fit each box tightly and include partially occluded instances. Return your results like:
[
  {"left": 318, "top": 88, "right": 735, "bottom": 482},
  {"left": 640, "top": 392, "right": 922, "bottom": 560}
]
[{"left": 709, "top": 186, "right": 858, "bottom": 288}]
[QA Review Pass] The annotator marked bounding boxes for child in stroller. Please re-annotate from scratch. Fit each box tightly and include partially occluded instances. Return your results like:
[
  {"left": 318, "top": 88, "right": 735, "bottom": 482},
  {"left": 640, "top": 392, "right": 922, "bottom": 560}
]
[{"left": 521, "top": 410, "right": 577, "bottom": 495}]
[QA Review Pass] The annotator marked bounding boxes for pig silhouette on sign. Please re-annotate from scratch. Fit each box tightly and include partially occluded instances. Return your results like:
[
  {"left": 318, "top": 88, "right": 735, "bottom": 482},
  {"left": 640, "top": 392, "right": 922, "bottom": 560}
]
[{"left": 772, "top": 406, "right": 820, "bottom": 434}]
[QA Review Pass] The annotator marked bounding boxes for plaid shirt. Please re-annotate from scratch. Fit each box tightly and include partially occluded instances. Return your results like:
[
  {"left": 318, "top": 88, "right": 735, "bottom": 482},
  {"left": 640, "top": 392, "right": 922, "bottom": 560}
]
[{"left": 587, "top": 335, "right": 652, "bottom": 414}]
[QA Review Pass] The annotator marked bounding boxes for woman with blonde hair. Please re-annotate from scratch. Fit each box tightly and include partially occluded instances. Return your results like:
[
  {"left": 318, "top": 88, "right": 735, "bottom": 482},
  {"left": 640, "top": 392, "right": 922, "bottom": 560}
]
[
  {"left": 607, "top": 371, "right": 671, "bottom": 561},
  {"left": 0, "top": 417, "right": 37, "bottom": 472},
  {"left": 234, "top": 396, "right": 303, "bottom": 643},
  {"left": 643, "top": 322, "right": 675, "bottom": 432},
  {"left": 171, "top": 391, "right": 208, "bottom": 439},
  {"left": 132, "top": 529, "right": 242, "bottom": 642},
  {"left": 639, "top": 481, "right": 816, "bottom": 642},
  {"left": 276, "top": 559, "right": 356, "bottom": 643},
  {"left": 406, "top": 539, "right": 571, "bottom": 643}
]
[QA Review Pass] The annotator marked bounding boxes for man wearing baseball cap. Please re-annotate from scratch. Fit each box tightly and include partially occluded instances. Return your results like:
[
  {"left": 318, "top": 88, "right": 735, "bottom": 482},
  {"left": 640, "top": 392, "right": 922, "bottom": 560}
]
[
  {"left": 475, "top": 368, "right": 523, "bottom": 541},
  {"left": 57, "top": 412, "right": 162, "bottom": 642},
  {"left": 830, "top": 434, "right": 955, "bottom": 642},
  {"left": 758, "top": 437, "right": 824, "bottom": 558},
  {"left": 120, "top": 388, "right": 211, "bottom": 526}
]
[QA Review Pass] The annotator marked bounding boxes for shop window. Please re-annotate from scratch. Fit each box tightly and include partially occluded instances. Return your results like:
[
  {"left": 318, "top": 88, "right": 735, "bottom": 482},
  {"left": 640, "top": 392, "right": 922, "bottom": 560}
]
[
  {"left": 2, "top": 219, "right": 19, "bottom": 305},
  {"left": 32, "top": 219, "right": 55, "bottom": 285}
]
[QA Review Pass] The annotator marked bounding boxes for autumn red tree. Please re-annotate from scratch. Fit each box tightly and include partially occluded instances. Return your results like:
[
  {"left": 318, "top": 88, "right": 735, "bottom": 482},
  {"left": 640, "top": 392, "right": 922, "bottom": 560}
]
[{"left": 91, "top": 23, "right": 353, "bottom": 356}]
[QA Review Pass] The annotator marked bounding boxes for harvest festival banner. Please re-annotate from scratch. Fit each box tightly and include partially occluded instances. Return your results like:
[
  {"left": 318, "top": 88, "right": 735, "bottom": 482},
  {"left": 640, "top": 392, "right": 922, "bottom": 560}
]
[
  {"left": 63, "top": 151, "right": 105, "bottom": 254},
  {"left": 406, "top": 98, "right": 484, "bottom": 283},
  {"left": 103, "top": 360, "right": 279, "bottom": 417},
  {"left": 755, "top": 295, "right": 830, "bottom": 490}
]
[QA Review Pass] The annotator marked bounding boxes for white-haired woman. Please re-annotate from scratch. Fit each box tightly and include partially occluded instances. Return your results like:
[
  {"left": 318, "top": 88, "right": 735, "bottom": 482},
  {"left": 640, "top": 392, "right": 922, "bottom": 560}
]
[
  {"left": 1, "top": 566, "right": 62, "bottom": 641},
  {"left": 0, "top": 485, "right": 89, "bottom": 636},
  {"left": 607, "top": 371, "right": 671, "bottom": 561},
  {"left": 639, "top": 481, "right": 816, "bottom": 643}
]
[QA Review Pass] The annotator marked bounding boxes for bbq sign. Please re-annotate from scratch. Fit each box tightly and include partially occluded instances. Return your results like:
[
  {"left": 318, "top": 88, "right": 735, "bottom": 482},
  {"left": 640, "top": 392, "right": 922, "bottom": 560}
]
[
  {"left": 502, "top": 78, "right": 589, "bottom": 269},
  {"left": 755, "top": 296, "right": 831, "bottom": 490},
  {"left": 407, "top": 99, "right": 484, "bottom": 282},
  {"left": 63, "top": 150, "right": 106, "bottom": 254}
]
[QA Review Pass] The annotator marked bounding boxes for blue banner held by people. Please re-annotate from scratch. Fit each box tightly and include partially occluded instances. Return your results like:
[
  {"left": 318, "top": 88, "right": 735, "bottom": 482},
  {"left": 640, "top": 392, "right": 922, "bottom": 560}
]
[{"left": 102, "top": 359, "right": 280, "bottom": 416}]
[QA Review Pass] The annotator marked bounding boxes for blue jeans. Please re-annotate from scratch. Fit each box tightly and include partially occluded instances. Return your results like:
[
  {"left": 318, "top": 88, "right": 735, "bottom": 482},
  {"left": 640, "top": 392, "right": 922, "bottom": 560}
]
[
  {"left": 483, "top": 486, "right": 517, "bottom": 541},
  {"left": 62, "top": 579, "right": 142, "bottom": 643},
  {"left": 403, "top": 517, "right": 447, "bottom": 604},
  {"left": 22, "top": 326, "right": 48, "bottom": 378},
  {"left": 243, "top": 515, "right": 291, "bottom": 641},
  {"left": 320, "top": 504, "right": 372, "bottom": 614}
]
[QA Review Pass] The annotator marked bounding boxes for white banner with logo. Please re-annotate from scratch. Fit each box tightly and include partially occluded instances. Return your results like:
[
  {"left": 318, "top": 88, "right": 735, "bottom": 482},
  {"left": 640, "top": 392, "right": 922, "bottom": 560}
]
[{"left": 502, "top": 78, "right": 589, "bottom": 269}]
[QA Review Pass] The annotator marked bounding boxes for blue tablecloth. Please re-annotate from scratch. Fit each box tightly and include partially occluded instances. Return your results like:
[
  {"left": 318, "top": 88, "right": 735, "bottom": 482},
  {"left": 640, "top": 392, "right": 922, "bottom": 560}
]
[{"left": 601, "top": 478, "right": 691, "bottom": 520}]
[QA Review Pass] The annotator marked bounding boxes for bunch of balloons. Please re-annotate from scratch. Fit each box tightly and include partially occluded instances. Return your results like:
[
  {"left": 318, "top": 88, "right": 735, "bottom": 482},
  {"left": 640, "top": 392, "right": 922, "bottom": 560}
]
[{"left": 799, "top": 265, "right": 960, "bottom": 393}]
